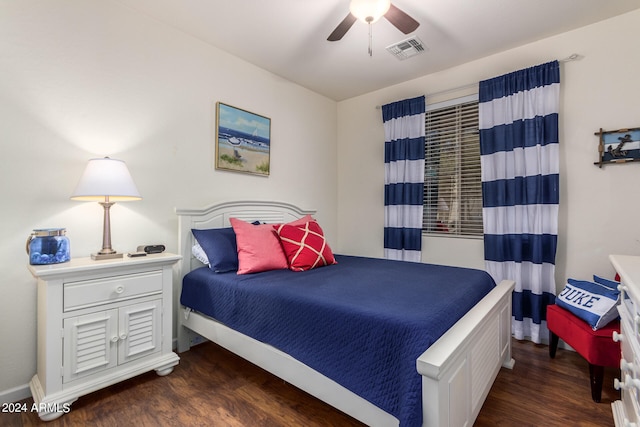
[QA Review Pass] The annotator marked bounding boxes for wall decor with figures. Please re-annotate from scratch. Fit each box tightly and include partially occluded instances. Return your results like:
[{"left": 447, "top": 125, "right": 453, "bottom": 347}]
[{"left": 594, "top": 127, "right": 640, "bottom": 167}]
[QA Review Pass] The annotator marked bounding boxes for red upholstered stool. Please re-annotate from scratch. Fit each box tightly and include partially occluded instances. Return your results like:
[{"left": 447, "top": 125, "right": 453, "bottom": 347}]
[{"left": 547, "top": 304, "right": 620, "bottom": 402}]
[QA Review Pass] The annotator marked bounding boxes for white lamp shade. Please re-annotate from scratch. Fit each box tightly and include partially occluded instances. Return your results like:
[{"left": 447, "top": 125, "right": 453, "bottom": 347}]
[
  {"left": 350, "top": 0, "right": 391, "bottom": 23},
  {"left": 70, "top": 157, "right": 142, "bottom": 202}
]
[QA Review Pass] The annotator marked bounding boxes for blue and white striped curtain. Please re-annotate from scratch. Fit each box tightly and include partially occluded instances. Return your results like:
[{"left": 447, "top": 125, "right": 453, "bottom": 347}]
[
  {"left": 479, "top": 61, "right": 560, "bottom": 343},
  {"left": 382, "top": 96, "right": 425, "bottom": 262}
]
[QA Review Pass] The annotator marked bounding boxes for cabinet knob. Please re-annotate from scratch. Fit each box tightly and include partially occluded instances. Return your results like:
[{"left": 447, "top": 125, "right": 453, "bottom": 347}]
[
  {"left": 111, "top": 336, "right": 119, "bottom": 343},
  {"left": 617, "top": 374, "right": 640, "bottom": 391},
  {"left": 115, "top": 285, "right": 125, "bottom": 294},
  {"left": 621, "top": 359, "right": 635, "bottom": 373},
  {"left": 613, "top": 331, "right": 624, "bottom": 342},
  {"left": 119, "top": 333, "right": 127, "bottom": 340}
]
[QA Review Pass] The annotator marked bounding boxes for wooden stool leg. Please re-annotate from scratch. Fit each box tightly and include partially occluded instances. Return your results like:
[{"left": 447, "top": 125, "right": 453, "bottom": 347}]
[
  {"left": 549, "top": 331, "right": 559, "bottom": 358},
  {"left": 589, "top": 363, "right": 604, "bottom": 403}
]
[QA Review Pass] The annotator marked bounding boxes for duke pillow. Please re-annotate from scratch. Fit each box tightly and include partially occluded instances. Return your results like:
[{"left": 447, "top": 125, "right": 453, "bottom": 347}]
[
  {"left": 230, "top": 217, "right": 289, "bottom": 274},
  {"left": 191, "top": 228, "right": 238, "bottom": 273},
  {"left": 556, "top": 278, "right": 620, "bottom": 330},
  {"left": 275, "top": 220, "right": 337, "bottom": 272}
]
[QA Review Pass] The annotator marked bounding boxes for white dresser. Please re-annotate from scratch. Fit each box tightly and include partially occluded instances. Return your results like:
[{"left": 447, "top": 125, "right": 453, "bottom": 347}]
[
  {"left": 611, "top": 254, "right": 640, "bottom": 426},
  {"left": 28, "top": 253, "right": 181, "bottom": 421}
]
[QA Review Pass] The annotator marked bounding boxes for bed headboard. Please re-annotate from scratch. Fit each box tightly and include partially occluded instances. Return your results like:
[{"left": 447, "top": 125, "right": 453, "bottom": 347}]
[{"left": 175, "top": 200, "right": 316, "bottom": 278}]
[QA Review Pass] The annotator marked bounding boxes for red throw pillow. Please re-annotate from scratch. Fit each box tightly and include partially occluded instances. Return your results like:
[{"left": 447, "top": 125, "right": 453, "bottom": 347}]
[
  {"left": 230, "top": 218, "right": 288, "bottom": 274},
  {"left": 275, "top": 220, "right": 337, "bottom": 272},
  {"left": 271, "top": 214, "right": 314, "bottom": 230},
  {"left": 289, "top": 214, "right": 314, "bottom": 226}
]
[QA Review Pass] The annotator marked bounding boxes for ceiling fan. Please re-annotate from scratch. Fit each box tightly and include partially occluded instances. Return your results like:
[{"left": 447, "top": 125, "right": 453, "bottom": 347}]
[{"left": 328, "top": 0, "right": 419, "bottom": 55}]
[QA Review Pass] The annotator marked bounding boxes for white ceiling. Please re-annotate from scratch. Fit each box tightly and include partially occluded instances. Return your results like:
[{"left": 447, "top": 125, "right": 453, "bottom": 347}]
[{"left": 114, "top": 0, "right": 640, "bottom": 101}]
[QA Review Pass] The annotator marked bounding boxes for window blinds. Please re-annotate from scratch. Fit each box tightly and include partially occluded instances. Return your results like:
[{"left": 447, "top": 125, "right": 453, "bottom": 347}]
[{"left": 423, "top": 98, "right": 483, "bottom": 237}]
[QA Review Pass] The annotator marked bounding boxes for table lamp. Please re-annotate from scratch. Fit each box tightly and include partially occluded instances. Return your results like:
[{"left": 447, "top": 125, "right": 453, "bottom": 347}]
[{"left": 70, "top": 157, "right": 142, "bottom": 260}]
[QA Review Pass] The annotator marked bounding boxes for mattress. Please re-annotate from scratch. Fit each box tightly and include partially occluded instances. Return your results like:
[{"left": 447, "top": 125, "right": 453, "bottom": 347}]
[{"left": 180, "top": 254, "right": 495, "bottom": 426}]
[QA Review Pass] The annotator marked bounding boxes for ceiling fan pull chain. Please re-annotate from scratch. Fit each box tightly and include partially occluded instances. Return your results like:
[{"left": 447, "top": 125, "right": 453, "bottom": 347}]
[{"left": 368, "top": 20, "right": 373, "bottom": 56}]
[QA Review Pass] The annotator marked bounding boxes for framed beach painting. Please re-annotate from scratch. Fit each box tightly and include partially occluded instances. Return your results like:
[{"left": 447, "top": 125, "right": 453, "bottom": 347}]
[{"left": 215, "top": 102, "right": 271, "bottom": 176}]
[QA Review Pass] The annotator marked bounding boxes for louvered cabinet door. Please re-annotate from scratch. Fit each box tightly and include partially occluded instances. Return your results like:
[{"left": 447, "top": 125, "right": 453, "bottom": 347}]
[
  {"left": 63, "top": 309, "right": 119, "bottom": 383},
  {"left": 118, "top": 300, "right": 161, "bottom": 364}
]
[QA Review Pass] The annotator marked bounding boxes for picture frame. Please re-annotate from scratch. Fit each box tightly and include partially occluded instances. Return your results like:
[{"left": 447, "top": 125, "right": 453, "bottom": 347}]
[
  {"left": 215, "top": 102, "right": 271, "bottom": 176},
  {"left": 594, "top": 127, "right": 640, "bottom": 167}
]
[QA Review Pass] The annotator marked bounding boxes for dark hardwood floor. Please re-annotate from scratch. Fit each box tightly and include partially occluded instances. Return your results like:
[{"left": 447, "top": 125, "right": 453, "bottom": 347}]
[
  {"left": 2, "top": 339, "right": 617, "bottom": 426},
  {"left": 476, "top": 340, "right": 617, "bottom": 427}
]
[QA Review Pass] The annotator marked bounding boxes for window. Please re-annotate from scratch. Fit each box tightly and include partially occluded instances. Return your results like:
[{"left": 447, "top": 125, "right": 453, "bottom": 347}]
[{"left": 423, "top": 95, "right": 483, "bottom": 237}]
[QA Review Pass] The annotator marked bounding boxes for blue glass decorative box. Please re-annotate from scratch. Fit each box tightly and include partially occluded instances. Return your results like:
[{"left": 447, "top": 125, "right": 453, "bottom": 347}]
[{"left": 27, "top": 228, "right": 70, "bottom": 265}]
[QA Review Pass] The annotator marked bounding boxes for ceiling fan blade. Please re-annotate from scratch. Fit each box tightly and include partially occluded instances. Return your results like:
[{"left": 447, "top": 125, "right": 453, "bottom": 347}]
[
  {"left": 384, "top": 3, "right": 420, "bottom": 34},
  {"left": 327, "top": 13, "right": 357, "bottom": 41}
]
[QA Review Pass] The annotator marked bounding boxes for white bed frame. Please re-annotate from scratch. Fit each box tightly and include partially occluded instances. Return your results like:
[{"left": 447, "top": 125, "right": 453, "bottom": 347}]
[{"left": 175, "top": 200, "right": 515, "bottom": 427}]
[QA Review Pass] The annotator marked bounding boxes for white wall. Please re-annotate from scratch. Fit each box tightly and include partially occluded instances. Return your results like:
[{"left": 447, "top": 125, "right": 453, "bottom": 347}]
[
  {"left": 337, "top": 10, "right": 640, "bottom": 278},
  {"left": 0, "top": 1, "right": 337, "bottom": 402},
  {"left": 4, "top": 0, "right": 640, "bottom": 406}
]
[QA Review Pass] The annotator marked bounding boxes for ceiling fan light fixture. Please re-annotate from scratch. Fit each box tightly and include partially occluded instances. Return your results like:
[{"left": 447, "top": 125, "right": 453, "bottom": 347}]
[{"left": 349, "top": 0, "right": 391, "bottom": 23}]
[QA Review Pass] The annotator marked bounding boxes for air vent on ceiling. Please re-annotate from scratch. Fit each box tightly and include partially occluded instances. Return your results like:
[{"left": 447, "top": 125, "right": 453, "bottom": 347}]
[{"left": 386, "top": 36, "right": 427, "bottom": 60}]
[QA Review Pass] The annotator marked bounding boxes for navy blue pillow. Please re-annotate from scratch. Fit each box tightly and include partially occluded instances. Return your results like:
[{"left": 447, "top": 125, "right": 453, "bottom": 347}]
[
  {"left": 593, "top": 275, "right": 620, "bottom": 290},
  {"left": 191, "top": 228, "right": 238, "bottom": 273}
]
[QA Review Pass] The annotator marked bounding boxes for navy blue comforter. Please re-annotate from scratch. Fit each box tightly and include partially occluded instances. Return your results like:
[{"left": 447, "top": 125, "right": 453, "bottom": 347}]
[{"left": 181, "top": 255, "right": 495, "bottom": 426}]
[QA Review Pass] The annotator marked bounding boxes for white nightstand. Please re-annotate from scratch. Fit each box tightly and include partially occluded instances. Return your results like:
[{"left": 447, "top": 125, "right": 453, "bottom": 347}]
[{"left": 28, "top": 253, "right": 181, "bottom": 421}]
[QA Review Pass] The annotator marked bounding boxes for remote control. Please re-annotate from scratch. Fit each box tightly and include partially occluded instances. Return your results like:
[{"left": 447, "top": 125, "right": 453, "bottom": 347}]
[{"left": 127, "top": 252, "right": 147, "bottom": 257}]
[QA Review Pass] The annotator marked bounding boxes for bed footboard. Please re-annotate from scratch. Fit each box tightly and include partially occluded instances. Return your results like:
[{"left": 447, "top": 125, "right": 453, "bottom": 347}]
[{"left": 417, "top": 279, "right": 515, "bottom": 427}]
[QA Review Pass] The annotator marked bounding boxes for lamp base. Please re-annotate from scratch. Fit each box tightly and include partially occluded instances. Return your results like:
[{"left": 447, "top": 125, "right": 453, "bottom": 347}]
[{"left": 91, "top": 252, "right": 124, "bottom": 260}]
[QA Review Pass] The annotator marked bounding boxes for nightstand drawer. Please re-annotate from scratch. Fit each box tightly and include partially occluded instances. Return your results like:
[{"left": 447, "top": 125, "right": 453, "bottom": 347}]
[{"left": 64, "top": 271, "right": 162, "bottom": 311}]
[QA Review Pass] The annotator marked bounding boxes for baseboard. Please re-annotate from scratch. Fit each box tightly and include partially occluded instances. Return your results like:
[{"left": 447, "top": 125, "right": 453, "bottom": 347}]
[
  {"left": 0, "top": 383, "right": 31, "bottom": 404},
  {"left": 514, "top": 333, "right": 575, "bottom": 352},
  {"left": 559, "top": 341, "right": 576, "bottom": 352}
]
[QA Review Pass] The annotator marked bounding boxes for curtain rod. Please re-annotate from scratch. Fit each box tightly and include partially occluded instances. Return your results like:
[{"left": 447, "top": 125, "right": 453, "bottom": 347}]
[
  {"left": 375, "top": 53, "right": 582, "bottom": 109},
  {"left": 560, "top": 53, "right": 581, "bottom": 62},
  {"left": 375, "top": 83, "right": 476, "bottom": 109}
]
